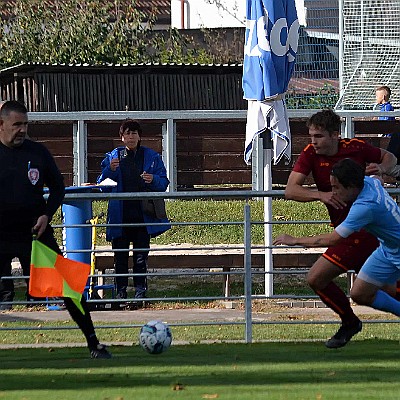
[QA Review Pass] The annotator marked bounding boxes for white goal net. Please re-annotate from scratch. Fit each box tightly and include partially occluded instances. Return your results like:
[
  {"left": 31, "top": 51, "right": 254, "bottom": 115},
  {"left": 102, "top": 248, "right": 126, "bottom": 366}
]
[{"left": 336, "top": 0, "right": 400, "bottom": 110}]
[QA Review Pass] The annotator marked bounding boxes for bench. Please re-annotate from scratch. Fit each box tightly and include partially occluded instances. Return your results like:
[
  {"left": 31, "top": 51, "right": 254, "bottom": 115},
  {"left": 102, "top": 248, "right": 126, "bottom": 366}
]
[{"left": 93, "top": 246, "right": 326, "bottom": 298}]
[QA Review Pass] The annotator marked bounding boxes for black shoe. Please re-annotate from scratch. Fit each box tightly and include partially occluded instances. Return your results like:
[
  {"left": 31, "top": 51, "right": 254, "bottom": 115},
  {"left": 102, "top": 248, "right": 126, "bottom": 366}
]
[
  {"left": 134, "top": 288, "right": 146, "bottom": 299},
  {"left": 127, "top": 295, "right": 150, "bottom": 310},
  {"left": 325, "top": 320, "right": 362, "bottom": 349},
  {"left": 116, "top": 290, "right": 127, "bottom": 299},
  {"left": 90, "top": 344, "right": 112, "bottom": 359},
  {"left": 126, "top": 300, "right": 144, "bottom": 310},
  {"left": 116, "top": 289, "right": 128, "bottom": 309}
]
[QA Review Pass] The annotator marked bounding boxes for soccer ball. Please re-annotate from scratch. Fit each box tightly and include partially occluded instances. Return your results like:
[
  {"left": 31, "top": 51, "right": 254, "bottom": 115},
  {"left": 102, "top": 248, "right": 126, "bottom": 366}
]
[{"left": 139, "top": 320, "right": 172, "bottom": 354}]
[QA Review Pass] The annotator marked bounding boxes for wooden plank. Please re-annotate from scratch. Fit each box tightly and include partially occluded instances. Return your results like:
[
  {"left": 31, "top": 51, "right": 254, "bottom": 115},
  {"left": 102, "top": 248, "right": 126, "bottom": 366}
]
[
  {"left": 177, "top": 74, "right": 185, "bottom": 109},
  {"left": 179, "top": 154, "right": 249, "bottom": 170},
  {"left": 118, "top": 74, "right": 125, "bottom": 111},
  {"left": 82, "top": 74, "right": 88, "bottom": 111},
  {"left": 62, "top": 173, "right": 73, "bottom": 187},
  {"left": 95, "top": 251, "right": 322, "bottom": 271},
  {"left": 354, "top": 120, "right": 400, "bottom": 135},
  {"left": 110, "top": 74, "right": 116, "bottom": 110},
  {"left": 177, "top": 137, "right": 247, "bottom": 152},
  {"left": 64, "top": 73, "right": 72, "bottom": 112},
  {"left": 68, "top": 73, "right": 75, "bottom": 111},
  {"left": 43, "top": 73, "right": 50, "bottom": 111},
  {"left": 95, "top": 74, "right": 102, "bottom": 110},
  {"left": 38, "top": 140, "right": 73, "bottom": 154},
  {"left": 178, "top": 170, "right": 252, "bottom": 185},
  {"left": 52, "top": 156, "right": 73, "bottom": 170},
  {"left": 25, "top": 118, "right": 399, "bottom": 190},
  {"left": 29, "top": 122, "right": 73, "bottom": 138}
]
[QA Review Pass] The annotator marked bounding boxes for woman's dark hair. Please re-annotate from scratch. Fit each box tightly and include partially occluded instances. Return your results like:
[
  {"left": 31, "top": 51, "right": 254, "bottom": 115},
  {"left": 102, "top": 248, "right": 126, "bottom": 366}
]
[
  {"left": 119, "top": 119, "right": 142, "bottom": 137},
  {"left": 330, "top": 158, "right": 365, "bottom": 189},
  {"left": 306, "top": 108, "right": 341, "bottom": 134}
]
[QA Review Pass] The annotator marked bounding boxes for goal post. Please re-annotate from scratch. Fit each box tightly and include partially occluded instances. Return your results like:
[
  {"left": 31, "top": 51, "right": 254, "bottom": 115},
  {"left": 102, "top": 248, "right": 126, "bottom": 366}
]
[{"left": 336, "top": 0, "right": 400, "bottom": 110}]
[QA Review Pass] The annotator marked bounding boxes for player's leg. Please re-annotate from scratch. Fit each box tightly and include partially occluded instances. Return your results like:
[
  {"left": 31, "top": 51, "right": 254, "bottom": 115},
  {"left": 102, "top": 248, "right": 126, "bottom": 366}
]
[
  {"left": 307, "top": 232, "right": 376, "bottom": 348},
  {"left": 17, "top": 252, "right": 47, "bottom": 306},
  {"left": 307, "top": 256, "right": 359, "bottom": 325},
  {"left": 112, "top": 235, "right": 130, "bottom": 299},
  {"left": 39, "top": 228, "right": 111, "bottom": 359},
  {"left": 131, "top": 226, "right": 150, "bottom": 300},
  {"left": 0, "top": 253, "right": 15, "bottom": 310},
  {"left": 352, "top": 248, "right": 400, "bottom": 316}
]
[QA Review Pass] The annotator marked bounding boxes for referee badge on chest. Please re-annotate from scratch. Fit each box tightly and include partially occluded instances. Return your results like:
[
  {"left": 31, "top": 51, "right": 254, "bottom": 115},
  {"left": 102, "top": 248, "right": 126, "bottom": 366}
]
[{"left": 28, "top": 168, "right": 39, "bottom": 185}]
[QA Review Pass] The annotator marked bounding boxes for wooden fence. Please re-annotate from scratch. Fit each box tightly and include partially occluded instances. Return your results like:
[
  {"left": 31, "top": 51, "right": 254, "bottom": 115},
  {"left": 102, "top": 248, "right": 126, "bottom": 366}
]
[{"left": 27, "top": 119, "right": 400, "bottom": 187}]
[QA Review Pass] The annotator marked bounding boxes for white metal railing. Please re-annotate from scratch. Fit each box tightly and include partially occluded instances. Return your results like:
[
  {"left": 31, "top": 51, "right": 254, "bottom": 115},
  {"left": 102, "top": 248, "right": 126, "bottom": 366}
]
[{"left": 3, "top": 188, "right": 400, "bottom": 343}]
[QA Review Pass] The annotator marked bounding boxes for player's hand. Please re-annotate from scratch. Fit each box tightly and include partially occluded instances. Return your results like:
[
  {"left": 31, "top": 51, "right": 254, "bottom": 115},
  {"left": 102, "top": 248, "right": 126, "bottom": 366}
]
[
  {"left": 365, "top": 162, "right": 382, "bottom": 176},
  {"left": 319, "top": 191, "right": 347, "bottom": 209},
  {"left": 110, "top": 158, "right": 120, "bottom": 172},
  {"left": 141, "top": 171, "right": 153, "bottom": 184},
  {"left": 273, "top": 234, "right": 297, "bottom": 246},
  {"left": 33, "top": 215, "right": 49, "bottom": 239}
]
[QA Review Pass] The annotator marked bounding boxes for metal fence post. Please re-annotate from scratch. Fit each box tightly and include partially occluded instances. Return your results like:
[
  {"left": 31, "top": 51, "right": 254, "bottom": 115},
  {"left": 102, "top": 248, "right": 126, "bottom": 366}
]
[
  {"left": 162, "top": 119, "right": 177, "bottom": 192},
  {"left": 244, "top": 200, "right": 253, "bottom": 343},
  {"left": 341, "top": 115, "right": 354, "bottom": 139},
  {"left": 73, "top": 120, "right": 87, "bottom": 186}
]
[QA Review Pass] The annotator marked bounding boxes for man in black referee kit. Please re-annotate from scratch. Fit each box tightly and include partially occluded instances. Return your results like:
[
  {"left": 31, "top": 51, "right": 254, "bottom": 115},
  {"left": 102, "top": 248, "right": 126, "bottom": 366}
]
[{"left": 0, "top": 100, "right": 111, "bottom": 359}]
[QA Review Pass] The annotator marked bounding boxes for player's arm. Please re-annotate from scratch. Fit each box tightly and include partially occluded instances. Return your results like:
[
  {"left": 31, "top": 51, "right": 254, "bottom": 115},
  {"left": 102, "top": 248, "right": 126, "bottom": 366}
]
[
  {"left": 366, "top": 148, "right": 397, "bottom": 176},
  {"left": 285, "top": 171, "right": 320, "bottom": 202},
  {"left": 285, "top": 171, "right": 346, "bottom": 209},
  {"left": 273, "top": 230, "right": 343, "bottom": 248}
]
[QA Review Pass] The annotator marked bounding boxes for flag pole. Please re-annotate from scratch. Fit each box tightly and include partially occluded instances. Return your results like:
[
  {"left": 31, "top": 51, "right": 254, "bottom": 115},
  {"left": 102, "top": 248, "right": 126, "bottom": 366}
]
[{"left": 261, "top": 126, "right": 273, "bottom": 297}]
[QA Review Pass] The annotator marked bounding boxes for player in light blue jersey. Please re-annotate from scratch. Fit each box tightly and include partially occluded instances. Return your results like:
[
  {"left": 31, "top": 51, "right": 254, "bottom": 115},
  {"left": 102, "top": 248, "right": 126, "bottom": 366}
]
[{"left": 274, "top": 158, "right": 400, "bottom": 346}]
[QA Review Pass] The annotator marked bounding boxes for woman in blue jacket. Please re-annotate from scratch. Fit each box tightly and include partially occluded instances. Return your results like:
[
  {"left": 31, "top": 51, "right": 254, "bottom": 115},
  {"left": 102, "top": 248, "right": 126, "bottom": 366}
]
[{"left": 97, "top": 119, "right": 170, "bottom": 305}]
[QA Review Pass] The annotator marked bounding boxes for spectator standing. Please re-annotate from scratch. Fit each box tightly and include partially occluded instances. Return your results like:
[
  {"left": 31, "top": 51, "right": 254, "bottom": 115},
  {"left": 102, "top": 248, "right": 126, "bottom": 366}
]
[
  {"left": 375, "top": 85, "right": 395, "bottom": 121},
  {"left": 97, "top": 119, "right": 170, "bottom": 307}
]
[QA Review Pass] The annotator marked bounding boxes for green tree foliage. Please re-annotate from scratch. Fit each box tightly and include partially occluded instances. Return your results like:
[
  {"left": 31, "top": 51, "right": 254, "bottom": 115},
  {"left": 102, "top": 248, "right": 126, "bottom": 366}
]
[
  {"left": 0, "top": 0, "right": 213, "bottom": 68},
  {"left": 286, "top": 83, "right": 339, "bottom": 109}
]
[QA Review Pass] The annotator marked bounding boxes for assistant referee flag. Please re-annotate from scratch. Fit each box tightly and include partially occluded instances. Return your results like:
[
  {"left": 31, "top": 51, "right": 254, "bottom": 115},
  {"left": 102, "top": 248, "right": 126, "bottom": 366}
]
[{"left": 29, "top": 239, "right": 90, "bottom": 314}]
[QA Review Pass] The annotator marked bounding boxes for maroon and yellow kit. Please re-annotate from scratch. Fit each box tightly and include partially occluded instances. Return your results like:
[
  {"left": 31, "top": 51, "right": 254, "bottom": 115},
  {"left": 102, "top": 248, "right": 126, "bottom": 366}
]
[{"left": 293, "top": 138, "right": 381, "bottom": 272}]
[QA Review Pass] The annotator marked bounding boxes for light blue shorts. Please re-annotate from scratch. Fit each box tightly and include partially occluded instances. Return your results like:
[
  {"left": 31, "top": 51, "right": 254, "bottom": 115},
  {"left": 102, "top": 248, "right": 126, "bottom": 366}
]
[{"left": 357, "top": 246, "right": 400, "bottom": 287}]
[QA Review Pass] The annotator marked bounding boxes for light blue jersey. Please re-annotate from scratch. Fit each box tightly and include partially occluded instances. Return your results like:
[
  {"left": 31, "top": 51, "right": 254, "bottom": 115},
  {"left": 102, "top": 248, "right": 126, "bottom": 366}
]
[
  {"left": 336, "top": 176, "right": 400, "bottom": 285},
  {"left": 336, "top": 176, "right": 400, "bottom": 249}
]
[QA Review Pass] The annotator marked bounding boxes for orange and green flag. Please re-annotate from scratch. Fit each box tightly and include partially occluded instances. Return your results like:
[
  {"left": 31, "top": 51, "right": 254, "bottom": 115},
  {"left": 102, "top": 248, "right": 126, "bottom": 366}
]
[{"left": 29, "top": 239, "right": 90, "bottom": 314}]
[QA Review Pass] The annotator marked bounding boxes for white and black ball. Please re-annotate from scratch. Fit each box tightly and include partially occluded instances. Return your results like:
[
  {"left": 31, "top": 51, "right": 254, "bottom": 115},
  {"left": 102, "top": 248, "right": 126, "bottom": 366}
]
[{"left": 139, "top": 320, "right": 172, "bottom": 354}]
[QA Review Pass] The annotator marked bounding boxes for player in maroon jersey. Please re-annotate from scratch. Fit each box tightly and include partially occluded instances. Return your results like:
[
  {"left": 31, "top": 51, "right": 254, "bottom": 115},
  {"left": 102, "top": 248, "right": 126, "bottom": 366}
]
[{"left": 285, "top": 109, "right": 397, "bottom": 348}]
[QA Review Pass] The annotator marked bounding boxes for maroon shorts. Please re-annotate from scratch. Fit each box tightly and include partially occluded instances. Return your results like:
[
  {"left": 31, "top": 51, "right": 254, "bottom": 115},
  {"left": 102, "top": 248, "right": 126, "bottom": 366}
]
[{"left": 322, "top": 230, "right": 379, "bottom": 273}]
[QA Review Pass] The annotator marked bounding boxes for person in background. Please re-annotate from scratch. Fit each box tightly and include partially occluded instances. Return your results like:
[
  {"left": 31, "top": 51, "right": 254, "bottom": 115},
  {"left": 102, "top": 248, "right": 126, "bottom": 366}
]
[
  {"left": 375, "top": 85, "right": 395, "bottom": 122},
  {"left": 284, "top": 108, "right": 397, "bottom": 349},
  {"left": 0, "top": 100, "right": 111, "bottom": 359},
  {"left": 97, "top": 119, "right": 170, "bottom": 308},
  {"left": 275, "top": 159, "right": 400, "bottom": 332}
]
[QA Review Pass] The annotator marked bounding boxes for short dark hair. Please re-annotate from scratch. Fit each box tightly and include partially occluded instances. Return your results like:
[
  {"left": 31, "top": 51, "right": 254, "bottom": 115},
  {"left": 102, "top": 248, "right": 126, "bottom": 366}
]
[
  {"left": 0, "top": 100, "right": 28, "bottom": 117},
  {"left": 331, "top": 158, "right": 365, "bottom": 189},
  {"left": 306, "top": 109, "right": 341, "bottom": 134},
  {"left": 376, "top": 85, "right": 391, "bottom": 98},
  {"left": 119, "top": 119, "right": 142, "bottom": 137}
]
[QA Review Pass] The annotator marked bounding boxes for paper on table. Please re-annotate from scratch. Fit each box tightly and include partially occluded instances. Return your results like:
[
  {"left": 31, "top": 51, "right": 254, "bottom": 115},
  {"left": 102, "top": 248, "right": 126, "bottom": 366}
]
[{"left": 97, "top": 178, "right": 117, "bottom": 186}]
